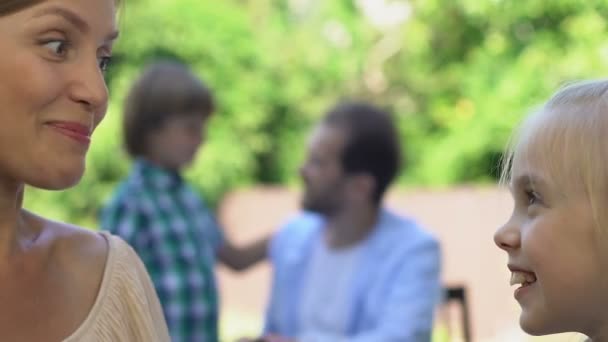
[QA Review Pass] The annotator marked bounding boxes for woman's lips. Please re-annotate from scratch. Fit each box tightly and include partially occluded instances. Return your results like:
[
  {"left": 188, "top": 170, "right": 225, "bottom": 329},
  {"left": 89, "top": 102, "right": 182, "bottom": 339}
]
[{"left": 46, "top": 121, "right": 92, "bottom": 145}]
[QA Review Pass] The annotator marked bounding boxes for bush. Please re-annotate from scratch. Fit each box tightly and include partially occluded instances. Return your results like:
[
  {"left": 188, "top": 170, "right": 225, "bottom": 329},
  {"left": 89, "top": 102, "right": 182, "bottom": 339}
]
[{"left": 23, "top": 0, "right": 608, "bottom": 225}]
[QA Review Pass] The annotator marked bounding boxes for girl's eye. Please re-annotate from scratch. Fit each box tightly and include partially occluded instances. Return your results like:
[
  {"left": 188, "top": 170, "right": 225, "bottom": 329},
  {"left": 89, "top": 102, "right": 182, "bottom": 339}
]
[
  {"left": 98, "top": 56, "right": 112, "bottom": 72},
  {"left": 525, "top": 189, "right": 540, "bottom": 206},
  {"left": 43, "top": 40, "right": 69, "bottom": 57}
]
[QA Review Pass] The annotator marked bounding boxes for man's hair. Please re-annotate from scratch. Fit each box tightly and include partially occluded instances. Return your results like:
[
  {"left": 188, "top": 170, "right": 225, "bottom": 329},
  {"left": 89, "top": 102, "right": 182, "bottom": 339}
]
[
  {"left": 323, "top": 101, "right": 402, "bottom": 204},
  {"left": 122, "top": 60, "right": 214, "bottom": 158}
]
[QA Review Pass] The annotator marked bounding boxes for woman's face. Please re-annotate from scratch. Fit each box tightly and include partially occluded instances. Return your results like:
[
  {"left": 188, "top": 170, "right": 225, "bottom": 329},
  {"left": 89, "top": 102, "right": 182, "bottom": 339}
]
[{"left": 0, "top": 0, "right": 118, "bottom": 190}]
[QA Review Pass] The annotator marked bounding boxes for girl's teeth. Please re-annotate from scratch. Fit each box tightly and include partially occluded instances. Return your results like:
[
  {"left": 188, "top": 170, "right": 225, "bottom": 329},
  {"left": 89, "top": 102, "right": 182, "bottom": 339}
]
[
  {"left": 510, "top": 272, "right": 526, "bottom": 286},
  {"left": 510, "top": 271, "right": 537, "bottom": 285}
]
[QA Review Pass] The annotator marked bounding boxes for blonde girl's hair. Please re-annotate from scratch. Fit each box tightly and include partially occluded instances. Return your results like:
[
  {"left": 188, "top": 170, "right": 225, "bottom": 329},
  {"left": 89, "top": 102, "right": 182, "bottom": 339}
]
[{"left": 500, "top": 79, "right": 608, "bottom": 233}]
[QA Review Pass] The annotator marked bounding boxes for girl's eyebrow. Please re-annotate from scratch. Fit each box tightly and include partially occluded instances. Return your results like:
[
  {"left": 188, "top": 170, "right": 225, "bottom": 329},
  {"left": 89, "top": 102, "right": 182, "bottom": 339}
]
[{"left": 510, "top": 173, "right": 548, "bottom": 192}]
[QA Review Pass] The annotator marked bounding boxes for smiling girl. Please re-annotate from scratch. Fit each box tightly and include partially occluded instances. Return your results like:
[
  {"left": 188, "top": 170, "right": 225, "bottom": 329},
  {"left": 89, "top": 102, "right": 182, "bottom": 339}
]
[{"left": 495, "top": 80, "right": 608, "bottom": 341}]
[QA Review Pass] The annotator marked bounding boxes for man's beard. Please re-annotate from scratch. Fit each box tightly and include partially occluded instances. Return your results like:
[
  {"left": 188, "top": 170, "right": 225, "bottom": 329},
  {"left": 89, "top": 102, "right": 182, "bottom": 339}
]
[{"left": 301, "top": 192, "right": 341, "bottom": 216}]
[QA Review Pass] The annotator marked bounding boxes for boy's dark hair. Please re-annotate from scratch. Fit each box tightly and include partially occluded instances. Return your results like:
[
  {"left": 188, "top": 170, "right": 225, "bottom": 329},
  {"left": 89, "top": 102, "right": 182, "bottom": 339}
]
[
  {"left": 123, "top": 60, "right": 214, "bottom": 158},
  {"left": 324, "top": 101, "right": 402, "bottom": 204}
]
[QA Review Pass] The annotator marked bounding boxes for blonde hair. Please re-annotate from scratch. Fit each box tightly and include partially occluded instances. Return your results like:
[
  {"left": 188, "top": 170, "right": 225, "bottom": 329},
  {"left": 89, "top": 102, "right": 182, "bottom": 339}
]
[{"left": 501, "top": 79, "right": 608, "bottom": 234}]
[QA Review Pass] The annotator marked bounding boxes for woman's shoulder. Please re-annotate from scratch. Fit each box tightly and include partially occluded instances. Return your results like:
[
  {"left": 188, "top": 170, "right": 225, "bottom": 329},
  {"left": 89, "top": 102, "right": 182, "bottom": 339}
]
[
  {"left": 41, "top": 218, "right": 143, "bottom": 286},
  {"left": 26, "top": 215, "right": 109, "bottom": 291},
  {"left": 52, "top": 223, "right": 109, "bottom": 261},
  {"left": 30, "top": 213, "right": 146, "bottom": 309},
  {"left": 35, "top": 214, "right": 132, "bottom": 264},
  {"left": 79, "top": 231, "right": 171, "bottom": 341},
  {"left": 33, "top": 216, "right": 170, "bottom": 340}
]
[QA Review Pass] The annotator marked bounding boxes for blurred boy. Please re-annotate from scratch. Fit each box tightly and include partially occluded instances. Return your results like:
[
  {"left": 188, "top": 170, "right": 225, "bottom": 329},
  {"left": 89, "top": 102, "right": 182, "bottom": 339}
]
[{"left": 100, "top": 61, "right": 268, "bottom": 342}]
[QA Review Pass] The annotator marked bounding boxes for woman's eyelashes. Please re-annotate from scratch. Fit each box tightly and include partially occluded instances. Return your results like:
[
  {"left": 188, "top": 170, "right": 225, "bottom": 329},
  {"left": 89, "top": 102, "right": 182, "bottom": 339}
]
[
  {"left": 40, "top": 37, "right": 113, "bottom": 73},
  {"left": 41, "top": 38, "right": 71, "bottom": 59},
  {"left": 98, "top": 55, "right": 112, "bottom": 72}
]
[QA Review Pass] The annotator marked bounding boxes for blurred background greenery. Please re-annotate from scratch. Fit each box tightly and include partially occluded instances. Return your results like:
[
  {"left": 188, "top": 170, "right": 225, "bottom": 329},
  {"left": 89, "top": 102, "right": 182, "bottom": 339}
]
[{"left": 24, "top": 0, "right": 608, "bottom": 227}]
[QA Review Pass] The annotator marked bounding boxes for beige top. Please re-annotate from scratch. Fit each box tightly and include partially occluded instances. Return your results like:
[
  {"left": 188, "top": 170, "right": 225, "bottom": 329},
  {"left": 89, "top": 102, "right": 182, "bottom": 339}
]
[{"left": 63, "top": 232, "right": 170, "bottom": 342}]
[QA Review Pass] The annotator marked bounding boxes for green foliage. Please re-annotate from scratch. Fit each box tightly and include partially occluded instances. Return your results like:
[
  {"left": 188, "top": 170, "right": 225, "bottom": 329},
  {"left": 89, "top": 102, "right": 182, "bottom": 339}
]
[
  {"left": 23, "top": 0, "right": 608, "bottom": 225},
  {"left": 392, "top": 0, "right": 608, "bottom": 185}
]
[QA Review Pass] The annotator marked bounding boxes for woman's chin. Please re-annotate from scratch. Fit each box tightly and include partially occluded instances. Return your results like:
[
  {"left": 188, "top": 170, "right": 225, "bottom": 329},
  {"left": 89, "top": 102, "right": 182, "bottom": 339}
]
[{"left": 28, "top": 167, "right": 85, "bottom": 190}]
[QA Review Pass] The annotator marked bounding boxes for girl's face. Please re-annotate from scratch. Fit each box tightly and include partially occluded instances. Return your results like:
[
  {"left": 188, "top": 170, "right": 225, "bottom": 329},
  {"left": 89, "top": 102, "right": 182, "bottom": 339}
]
[
  {"left": 494, "top": 143, "right": 608, "bottom": 337},
  {"left": 0, "top": 0, "right": 118, "bottom": 190}
]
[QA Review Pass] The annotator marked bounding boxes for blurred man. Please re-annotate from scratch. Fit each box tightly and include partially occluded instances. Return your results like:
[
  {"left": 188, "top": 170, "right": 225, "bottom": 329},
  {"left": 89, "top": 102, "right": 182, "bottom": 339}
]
[{"left": 258, "top": 102, "right": 442, "bottom": 341}]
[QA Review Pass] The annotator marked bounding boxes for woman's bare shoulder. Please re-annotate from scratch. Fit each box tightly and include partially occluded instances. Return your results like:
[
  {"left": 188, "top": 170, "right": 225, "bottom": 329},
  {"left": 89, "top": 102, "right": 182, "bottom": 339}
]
[
  {"left": 19, "top": 212, "right": 110, "bottom": 334},
  {"left": 55, "top": 229, "right": 108, "bottom": 279},
  {"left": 26, "top": 212, "right": 109, "bottom": 283}
]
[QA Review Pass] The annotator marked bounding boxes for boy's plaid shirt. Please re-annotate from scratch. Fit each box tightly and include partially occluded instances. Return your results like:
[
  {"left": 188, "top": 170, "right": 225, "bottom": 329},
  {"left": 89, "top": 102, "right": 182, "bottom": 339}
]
[{"left": 100, "top": 159, "right": 224, "bottom": 342}]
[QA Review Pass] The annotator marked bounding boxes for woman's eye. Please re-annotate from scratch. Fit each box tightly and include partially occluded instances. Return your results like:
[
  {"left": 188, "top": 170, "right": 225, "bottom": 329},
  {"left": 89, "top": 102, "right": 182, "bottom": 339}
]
[
  {"left": 98, "top": 56, "right": 112, "bottom": 72},
  {"left": 43, "top": 40, "right": 69, "bottom": 57}
]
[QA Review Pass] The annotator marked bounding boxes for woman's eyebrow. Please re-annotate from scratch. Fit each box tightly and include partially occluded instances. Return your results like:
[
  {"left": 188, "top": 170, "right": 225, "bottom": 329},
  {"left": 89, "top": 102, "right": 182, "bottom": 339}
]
[
  {"left": 31, "top": 5, "right": 119, "bottom": 43},
  {"left": 105, "top": 30, "right": 119, "bottom": 42},
  {"left": 32, "top": 6, "right": 89, "bottom": 34}
]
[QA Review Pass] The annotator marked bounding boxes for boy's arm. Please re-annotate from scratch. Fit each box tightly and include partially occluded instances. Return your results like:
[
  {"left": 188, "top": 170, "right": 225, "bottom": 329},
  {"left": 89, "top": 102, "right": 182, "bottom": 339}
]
[{"left": 217, "top": 235, "right": 271, "bottom": 271}]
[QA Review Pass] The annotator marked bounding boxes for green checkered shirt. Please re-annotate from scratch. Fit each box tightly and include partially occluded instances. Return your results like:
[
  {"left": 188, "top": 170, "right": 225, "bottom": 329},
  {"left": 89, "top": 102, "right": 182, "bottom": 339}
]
[{"left": 100, "top": 159, "right": 223, "bottom": 342}]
